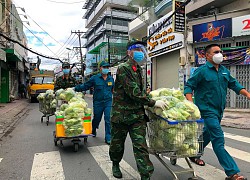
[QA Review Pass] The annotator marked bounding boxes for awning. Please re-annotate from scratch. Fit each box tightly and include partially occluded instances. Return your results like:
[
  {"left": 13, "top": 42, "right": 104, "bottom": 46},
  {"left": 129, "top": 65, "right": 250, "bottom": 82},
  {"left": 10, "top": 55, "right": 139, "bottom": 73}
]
[
  {"left": 88, "top": 42, "right": 107, "bottom": 54},
  {"left": 3, "top": 48, "right": 22, "bottom": 61},
  {"left": 88, "top": 42, "right": 127, "bottom": 54}
]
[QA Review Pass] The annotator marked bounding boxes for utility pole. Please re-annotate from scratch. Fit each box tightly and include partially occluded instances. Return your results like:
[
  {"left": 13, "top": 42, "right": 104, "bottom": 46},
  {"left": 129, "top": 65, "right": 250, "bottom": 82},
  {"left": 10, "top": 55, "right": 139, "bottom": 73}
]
[{"left": 71, "top": 30, "right": 85, "bottom": 82}]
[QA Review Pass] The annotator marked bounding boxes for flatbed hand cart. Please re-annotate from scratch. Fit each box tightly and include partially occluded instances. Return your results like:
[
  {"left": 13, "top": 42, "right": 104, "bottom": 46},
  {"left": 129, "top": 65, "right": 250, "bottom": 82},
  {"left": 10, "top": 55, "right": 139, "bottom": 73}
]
[
  {"left": 39, "top": 100, "right": 56, "bottom": 126},
  {"left": 146, "top": 111, "right": 204, "bottom": 180},
  {"left": 53, "top": 131, "right": 93, "bottom": 152}
]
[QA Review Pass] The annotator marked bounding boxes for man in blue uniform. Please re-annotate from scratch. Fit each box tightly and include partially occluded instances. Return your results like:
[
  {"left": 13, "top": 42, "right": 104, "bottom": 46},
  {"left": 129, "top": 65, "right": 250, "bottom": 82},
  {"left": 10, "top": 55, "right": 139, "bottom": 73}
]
[
  {"left": 184, "top": 44, "right": 250, "bottom": 180},
  {"left": 75, "top": 61, "right": 114, "bottom": 144}
]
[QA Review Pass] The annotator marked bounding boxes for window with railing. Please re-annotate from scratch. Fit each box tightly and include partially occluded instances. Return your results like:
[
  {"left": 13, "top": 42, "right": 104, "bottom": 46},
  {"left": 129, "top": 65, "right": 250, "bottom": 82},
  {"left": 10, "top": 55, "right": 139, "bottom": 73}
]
[{"left": 236, "top": 40, "right": 250, "bottom": 47}]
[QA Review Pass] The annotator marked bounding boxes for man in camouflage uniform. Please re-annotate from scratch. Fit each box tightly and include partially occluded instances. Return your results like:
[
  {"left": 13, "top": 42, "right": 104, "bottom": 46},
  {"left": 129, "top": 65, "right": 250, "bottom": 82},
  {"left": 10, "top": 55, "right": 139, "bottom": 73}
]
[
  {"left": 54, "top": 62, "right": 76, "bottom": 91},
  {"left": 109, "top": 40, "right": 167, "bottom": 180}
]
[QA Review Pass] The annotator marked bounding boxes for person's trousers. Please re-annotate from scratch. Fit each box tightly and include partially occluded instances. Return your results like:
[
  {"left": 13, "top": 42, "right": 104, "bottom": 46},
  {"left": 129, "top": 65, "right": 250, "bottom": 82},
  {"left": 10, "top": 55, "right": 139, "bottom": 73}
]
[
  {"left": 109, "top": 120, "right": 154, "bottom": 178},
  {"left": 200, "top": 114, "right": 240, "bottom": 176},
  {"left": 93, "top": 101, "right": 112, "bottom": 141}
]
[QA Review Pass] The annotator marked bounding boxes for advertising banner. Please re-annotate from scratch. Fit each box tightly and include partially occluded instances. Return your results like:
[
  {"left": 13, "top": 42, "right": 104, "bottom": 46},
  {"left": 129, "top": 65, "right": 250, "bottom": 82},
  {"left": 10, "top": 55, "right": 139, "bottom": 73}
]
[
  {"left": 147, "top": 11, "right": 184, "bottom": 58},
  {"left": 195, "top": 47, "right": 250, "bottom": 66},
  {"left": 173, "top": 0, "right": 185, "bottom": 33},
  {"left": 193, "top": 18, "right": 232, "bottom": 43},
  {"left": 232, "top": 15, "right": 250, "bottom": 37}
]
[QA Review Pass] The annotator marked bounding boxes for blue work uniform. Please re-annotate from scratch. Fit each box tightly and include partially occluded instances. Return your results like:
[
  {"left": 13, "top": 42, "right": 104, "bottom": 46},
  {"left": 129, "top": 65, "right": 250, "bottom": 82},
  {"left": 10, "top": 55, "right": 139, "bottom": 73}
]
[
  {"left": 184, "top": 61, "right": 244, "bottom": 177},
  {"left": 75, "top": 73, "right": 114, "bottom": 142}
]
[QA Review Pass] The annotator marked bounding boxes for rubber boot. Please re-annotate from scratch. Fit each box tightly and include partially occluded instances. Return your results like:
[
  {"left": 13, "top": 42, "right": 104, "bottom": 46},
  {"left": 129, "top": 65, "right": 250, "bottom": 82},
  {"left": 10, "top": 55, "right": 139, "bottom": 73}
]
[{"left": 112, "top": 162, "right": 122, "bottom": 178}]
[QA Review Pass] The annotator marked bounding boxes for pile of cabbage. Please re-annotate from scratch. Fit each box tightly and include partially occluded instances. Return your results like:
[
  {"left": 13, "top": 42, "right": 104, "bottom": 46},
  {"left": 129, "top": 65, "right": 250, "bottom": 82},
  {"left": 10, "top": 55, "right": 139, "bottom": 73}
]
[
  {"left": 148, "top": 88, "right": 201, "bottom": 121},
  {"left": 55, "top": 88, "right": 92, "bottom": 137},
  {"left": 37, "top": 90, "right": 56, "bottom": 115},
  {"left": 147, "top": 88, "right": 202, "bottom": 156}
]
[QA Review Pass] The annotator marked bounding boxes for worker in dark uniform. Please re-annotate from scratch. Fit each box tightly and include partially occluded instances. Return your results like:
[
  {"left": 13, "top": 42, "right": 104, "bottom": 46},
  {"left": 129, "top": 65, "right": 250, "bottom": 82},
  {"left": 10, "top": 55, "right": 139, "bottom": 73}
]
[
  {"left": 74, "top": 61, "right": 114, "bottom": 144},
  {"left": 184, "top": 44, "right": 250, "bottom": 180},
  {"left": 109, "top": 40, "right": 167, "bottom": 179},
  {"left": 54, "top": 62, "right": 76, "bottom": 91}
]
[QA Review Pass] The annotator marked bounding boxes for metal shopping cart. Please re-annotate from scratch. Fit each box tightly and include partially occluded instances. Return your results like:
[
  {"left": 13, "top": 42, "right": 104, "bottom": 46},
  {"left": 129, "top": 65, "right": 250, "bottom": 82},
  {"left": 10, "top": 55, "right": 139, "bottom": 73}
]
[
  {"left": 146, "top": 110, "right": 204, "bottom": 180},
  {"left": 39, "top": 99, "right": 56, "bottom": 126}
]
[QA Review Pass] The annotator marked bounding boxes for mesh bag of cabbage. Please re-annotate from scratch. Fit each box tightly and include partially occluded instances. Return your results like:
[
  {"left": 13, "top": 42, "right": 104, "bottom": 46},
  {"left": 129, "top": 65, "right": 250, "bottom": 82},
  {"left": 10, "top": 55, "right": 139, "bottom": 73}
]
[{"left": 146, "top": 110, "right": 204, "bottom": 158}]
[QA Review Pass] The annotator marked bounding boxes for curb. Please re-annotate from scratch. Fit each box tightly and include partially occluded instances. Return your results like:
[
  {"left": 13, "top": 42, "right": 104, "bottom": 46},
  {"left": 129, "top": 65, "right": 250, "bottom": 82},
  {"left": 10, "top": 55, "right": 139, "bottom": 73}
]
[
  {"left": 0, "top": 106, "right": 30, "bottom": 140},
  {"left": 224, "top": 108, "right": 250, "bottom": 113}
]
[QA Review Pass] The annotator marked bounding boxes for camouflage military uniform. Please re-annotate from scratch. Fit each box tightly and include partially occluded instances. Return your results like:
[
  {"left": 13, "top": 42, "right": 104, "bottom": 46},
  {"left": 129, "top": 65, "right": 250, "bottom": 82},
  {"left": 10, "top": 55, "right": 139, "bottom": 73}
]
[
  {"left": 109, "top": 59, "right": 155, "bottom": 178},
  {"left": 54, "top": 75, "right": 76, "bottom": 91}
]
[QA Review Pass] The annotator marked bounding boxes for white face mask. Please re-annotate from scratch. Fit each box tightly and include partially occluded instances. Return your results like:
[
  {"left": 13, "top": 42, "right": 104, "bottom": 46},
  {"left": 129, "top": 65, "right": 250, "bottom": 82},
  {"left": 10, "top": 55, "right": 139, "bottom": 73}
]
[{"left": 212, "top": 53, "right": 223, "bottom": 64}]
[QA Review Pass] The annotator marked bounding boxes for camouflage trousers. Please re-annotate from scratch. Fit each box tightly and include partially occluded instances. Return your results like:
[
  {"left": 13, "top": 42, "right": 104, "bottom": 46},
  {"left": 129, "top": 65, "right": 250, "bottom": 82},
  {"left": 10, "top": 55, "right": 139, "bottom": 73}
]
[{"left": 109, "top": 120, "right": 154, "bottom": 178}]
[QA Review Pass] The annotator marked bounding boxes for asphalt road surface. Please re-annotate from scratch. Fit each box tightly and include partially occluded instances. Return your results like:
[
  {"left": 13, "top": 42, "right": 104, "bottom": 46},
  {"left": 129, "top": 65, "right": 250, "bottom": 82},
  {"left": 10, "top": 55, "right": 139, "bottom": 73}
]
[{"left": 0, "top": 97, "right": 249, "bottom": 180}]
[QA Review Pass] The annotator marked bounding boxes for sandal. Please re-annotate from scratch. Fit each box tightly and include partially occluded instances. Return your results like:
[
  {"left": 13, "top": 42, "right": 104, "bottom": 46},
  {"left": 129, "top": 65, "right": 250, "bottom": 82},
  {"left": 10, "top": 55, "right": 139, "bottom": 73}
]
[
  {"left": 225, "top": 174, "right": 247, "bottom": 180},
  {"left": 189, "top": 157, "right": 205, "bottom": 166}
]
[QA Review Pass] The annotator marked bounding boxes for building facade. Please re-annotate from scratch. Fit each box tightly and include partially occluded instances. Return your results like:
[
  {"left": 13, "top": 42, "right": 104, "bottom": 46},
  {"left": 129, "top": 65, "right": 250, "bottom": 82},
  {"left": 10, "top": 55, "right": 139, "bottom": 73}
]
[
  {"left": 82, "top": 0, "right": 137, "bottom": 76},
  {"left": 0, "top": 0, "right": 28, "bottom": 102},
  {"left": 129, "top": 0, "right": 250, "bottom": 109},
  {"left": 185, "top": 0, "right": 250, "bottom": 108}
]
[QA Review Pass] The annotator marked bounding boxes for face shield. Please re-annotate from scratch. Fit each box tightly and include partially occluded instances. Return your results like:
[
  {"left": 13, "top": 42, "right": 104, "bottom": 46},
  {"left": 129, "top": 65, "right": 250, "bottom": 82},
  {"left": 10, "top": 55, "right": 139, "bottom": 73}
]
[{"left": 128, "top": 44, "right": 148, "bottom": 66}]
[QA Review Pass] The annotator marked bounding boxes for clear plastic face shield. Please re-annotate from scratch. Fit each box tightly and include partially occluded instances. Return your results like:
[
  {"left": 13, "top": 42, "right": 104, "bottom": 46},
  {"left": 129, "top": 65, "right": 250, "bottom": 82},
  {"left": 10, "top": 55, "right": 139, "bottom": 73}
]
[{"left": 128, "top": 44, "right": 148, "bottom": 66}]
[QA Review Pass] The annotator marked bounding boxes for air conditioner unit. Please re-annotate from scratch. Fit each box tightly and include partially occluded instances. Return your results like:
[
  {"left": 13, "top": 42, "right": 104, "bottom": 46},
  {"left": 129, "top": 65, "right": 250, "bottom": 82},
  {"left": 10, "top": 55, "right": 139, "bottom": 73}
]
[
  {"left": 188, "top": 55, "right": 195, "bottom": 63},
  {"left": 179, "top": 56, "right": 186, "bottom": 66}
]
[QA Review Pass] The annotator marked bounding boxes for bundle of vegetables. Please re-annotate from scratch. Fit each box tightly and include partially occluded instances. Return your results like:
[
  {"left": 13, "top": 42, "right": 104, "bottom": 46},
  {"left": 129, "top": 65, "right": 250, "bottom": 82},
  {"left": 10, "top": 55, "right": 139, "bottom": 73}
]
[
  {"left": 37, "top": 90, "right": 56, "bottom": 114},
  {"left": 148, "top": 88, "right": 201, "bottom": 121},
  {"left": 55, "top": 88, "right": 92, "bottom": 137},
  {"left": 56, "top": 88, "right": 76, "bottom": 101},
  {"left": 146, "top": 88, "right": 202, "bottom": 156}
]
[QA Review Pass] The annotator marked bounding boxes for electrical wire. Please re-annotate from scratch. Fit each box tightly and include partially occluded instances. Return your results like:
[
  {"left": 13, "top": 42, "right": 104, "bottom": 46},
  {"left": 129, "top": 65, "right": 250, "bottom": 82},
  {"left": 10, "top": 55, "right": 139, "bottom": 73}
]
[
  {"left": 0, "top": 32, "right": 63, "bottom": 62},
  {"left": 1, "top": 2, "right": 61, "bottom": 59},
  {"left": 57, "top": 35, "right": 78, "bottom": 58},
  {"left": 55, "top": 34, "right": 75, "bottom": 55},
  {"left": 44, "top": 0, "right": 85, "bottom": 4}
]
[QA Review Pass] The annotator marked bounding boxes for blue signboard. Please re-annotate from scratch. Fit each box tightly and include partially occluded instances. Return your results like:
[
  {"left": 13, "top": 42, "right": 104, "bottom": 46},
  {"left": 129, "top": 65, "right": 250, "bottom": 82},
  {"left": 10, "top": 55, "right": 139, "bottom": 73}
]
[{"left": 193, "top": 18, "right": 232, "bottom": 43}]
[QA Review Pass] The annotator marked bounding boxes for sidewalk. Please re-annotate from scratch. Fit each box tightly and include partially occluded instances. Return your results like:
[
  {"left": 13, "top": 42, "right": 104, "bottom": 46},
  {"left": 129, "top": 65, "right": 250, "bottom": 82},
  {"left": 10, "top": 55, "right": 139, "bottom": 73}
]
[{"left": 0, "top": 99, "right": 29, "bottom": 139}]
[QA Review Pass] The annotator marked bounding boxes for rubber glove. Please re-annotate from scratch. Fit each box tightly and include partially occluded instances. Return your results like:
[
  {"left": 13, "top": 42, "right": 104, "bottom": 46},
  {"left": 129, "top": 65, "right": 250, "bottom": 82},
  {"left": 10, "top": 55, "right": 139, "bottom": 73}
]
[{"left": 154, "top": 100, "right": 167, "bottom": 110}]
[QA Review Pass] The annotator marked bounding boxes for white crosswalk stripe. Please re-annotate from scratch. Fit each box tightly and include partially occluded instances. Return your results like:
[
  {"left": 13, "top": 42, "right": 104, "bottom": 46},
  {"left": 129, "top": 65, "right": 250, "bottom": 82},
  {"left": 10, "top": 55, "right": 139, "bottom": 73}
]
[
  {"left": 30, "top": 151, "right": 65, "bottom": 180},
  {"left": 224, "top": 132, "right": 250, "bottom": 144},
  {"left": 25, "top": 132, "right": 249, "bottom": 180},
  {"left": 163, "top": 156, "right": 226, "bottom": 180},
  {"left": 88, "top": 145, "right": 141, "bottom": 180}
]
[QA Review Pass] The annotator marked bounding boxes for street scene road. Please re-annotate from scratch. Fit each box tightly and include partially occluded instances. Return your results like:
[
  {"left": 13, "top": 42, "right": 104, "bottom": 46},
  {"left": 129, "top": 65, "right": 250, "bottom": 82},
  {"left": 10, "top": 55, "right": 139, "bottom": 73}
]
[{"left": 0, "top": 97, "right": 249, "bottom": 180}]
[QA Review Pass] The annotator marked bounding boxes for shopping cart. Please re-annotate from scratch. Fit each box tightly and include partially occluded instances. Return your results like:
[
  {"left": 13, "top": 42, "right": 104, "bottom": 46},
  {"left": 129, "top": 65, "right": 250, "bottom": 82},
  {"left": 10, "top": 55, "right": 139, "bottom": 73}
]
[
  {"left": 39, "top": 100, "right": 56, "bottom": 126},
  {"left": 146, "top": 110, "right": 204, "bottom": 180}
]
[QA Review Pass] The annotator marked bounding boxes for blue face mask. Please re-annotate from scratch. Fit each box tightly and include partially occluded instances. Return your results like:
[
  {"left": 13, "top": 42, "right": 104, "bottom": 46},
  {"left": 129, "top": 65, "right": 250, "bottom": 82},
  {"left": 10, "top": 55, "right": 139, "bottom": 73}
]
[
  {"left": 102, "top": 68, "right": 109, "bottom": 75},
  {"left": 133, "top": 51, "right": 145, "bottom": 63},
  {"left": 63, "top": 69, "right": 70, "bottom": 74}
]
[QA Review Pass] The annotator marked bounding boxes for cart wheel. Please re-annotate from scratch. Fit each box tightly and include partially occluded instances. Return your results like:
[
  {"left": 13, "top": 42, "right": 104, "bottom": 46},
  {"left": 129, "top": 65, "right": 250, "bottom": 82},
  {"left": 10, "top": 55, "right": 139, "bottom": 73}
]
[
  {"left": 53, "top": 131, "right": 58, "bottom": 146},
  {"left": 170, "top": 157, "right": 177, "bottom": 165},
  {"left": 46, "top": 116, "right": 49, "bottom": 126},
  {"left": 54, "top": 138, "right": 58, "bottom": 146},
  {"left": 84, "top": 137, "right": 88, "bottom": 144},
  {"left": 74, "top": 143, "right": 79, "bottom": 152},
  {"left": 41, "top": 117, "right": 43, "bottom": 123},
  {"left": 188, "top": 177, "right": 198, "bottom": 180}
]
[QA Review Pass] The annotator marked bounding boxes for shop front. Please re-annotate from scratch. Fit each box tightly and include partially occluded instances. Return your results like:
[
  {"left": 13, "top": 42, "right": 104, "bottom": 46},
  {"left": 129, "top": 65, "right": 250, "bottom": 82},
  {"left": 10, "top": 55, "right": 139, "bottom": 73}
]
[
  {"left": 191, "top": 14, "right": 250, "bottom": 108},
  {"left": 147, "top": 11, "right": 185, "bottom": 90},
  {"left": 0, "top": 49, "right": 9, "bottom": 103},
  {"left": 4, "top": 48, "right": 23, "bottom": 100}
]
